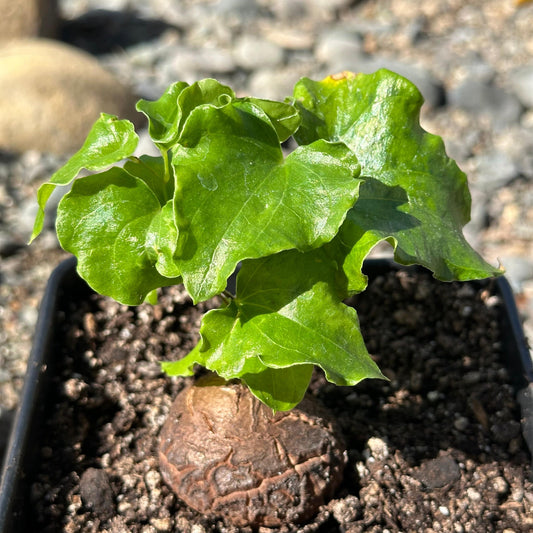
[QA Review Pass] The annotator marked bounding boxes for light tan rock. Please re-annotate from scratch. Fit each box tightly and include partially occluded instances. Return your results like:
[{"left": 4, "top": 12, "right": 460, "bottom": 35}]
[
  {"left": 0, "top": 39, "right": 141, "bottom": 154},
  {"left": 0, "top": 0, "right": 59, "bottom": 41}
]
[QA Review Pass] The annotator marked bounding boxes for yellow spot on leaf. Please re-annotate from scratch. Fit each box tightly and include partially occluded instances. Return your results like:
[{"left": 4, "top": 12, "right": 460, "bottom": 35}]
[{"left": 322, "top": 71, "right": 358, "bottom": 85}]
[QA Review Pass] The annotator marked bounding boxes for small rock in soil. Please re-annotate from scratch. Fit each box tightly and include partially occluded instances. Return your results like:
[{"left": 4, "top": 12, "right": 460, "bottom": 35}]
[
  {"left": 414, "top": 454, "right": 461, "bottom": 489},
  {"left": 79, "top": 467, "right": 115, "bottom": 520}
]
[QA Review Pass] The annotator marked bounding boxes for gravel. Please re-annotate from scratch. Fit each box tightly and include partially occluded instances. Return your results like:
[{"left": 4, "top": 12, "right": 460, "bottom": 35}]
[{"left": 1, "top": 0, "right": 533, "bottom": 463}]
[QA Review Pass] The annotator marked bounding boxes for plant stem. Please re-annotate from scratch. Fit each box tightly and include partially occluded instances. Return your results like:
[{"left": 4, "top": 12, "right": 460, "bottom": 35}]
[
  {"left": 220, "top": 290, "right": 234, "bottom": 304},
  {"left": 162, "top": 148, "right": 171, "bottom": 184}
]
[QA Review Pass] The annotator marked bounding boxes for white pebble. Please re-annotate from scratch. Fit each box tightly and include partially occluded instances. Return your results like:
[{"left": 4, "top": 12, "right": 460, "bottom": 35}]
[
  {"left": 467, "top": 487, "right": 481, "bottom": 501},
  {"left": 367, "top": 437, "right": 389, "bottom": 460}
]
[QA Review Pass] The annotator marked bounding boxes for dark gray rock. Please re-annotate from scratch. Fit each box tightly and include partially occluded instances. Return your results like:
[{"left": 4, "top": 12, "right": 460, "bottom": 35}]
[
  {"left": 473, "top": 151, "right": 519, "bottom": 191},
  {"left": 414, "top": 455, "right": 461, "bottom": 489},
  {"left": 80, "top": 468, "right": 115, "bottom": 520},
  {"left": 448, "top": 78, "right": 523, "bottom": 129}
]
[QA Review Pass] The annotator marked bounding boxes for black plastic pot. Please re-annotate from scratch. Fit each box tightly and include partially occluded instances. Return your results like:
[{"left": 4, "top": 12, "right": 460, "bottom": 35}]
[{"left": 0, "top": 257, "right": 532, "bottom": 532}]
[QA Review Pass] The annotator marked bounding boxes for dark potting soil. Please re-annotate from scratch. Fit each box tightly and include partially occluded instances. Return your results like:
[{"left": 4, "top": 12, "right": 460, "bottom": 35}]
[{"left": 28, "top": 267, "right": 532, "bottom": 532}]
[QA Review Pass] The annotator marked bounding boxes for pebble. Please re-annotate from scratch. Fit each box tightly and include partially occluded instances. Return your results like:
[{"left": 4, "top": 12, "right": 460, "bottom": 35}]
[
  {"left": 233, "top": 35, "right": 285, "bottom": 70},
  {"left": 79, "top": 468, "right": 115, "bottom": 520},
  {"left": 214, "top": 0, "right": 260, "bottom": 19},
  {"left": 466, "top": 487, "right": 482, "bottom": 502},
  {"left": 492, "top": 476, "right": 509, "bottom": 495},
  {"left": 448, "top": 78, "right": 524, "bottom": 129},
  {"left": 499, "top": 256, "right": 533, "bottom": 292},
  {"left": 247, "top": 68, "right": 301, "bottom": 100},
  {"left": 453, "top": 416, "right": 469, "bottom": 432},
  {"left": 366, "top": 436, "right": 390, "bottom": 461},
  {"left": 0, "top": 39, "right": 139, "bottom": 154},
  {"left": 473, "top": 151, "right": 519, "bottom": 191},
  {"left": 330, "top": 495, "right": 361, "bottom": 524},
  {"left": 149, "top": 517, "right": 172, "bottom": 532},
  {"left": 315, "top": 28, "right": 364, "bottom": 65},
  {"left": 427, "top": 391, "right": 443, "bottom": 402},
  {"left": 144, "top": 470, "right": 161, "bottom": 491},
  {"left": 414, "top": 455, "right": 461, "bottom": 489},
  {"left": 509, "top": 65, "right": 533, "bottom": 108}
]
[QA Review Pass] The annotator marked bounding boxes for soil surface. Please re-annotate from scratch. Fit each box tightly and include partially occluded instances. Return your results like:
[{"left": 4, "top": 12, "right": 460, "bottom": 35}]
[{"left": 26, "top": 265, "right": 532, "bottom": 532}]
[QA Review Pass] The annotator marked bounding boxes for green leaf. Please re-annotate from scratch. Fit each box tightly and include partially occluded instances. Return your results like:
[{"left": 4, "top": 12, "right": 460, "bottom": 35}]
[
  {"left": 234, "top": 251, "right": 384, "bottom": 384},
  {"left": 172, "top": 99, "right": 362, "bottom": 302},
  {"left": 326, "top": 179, "right": 417, "bottom": 294},
  {"left": 117, "top": 156, "right": 180, "bottom": 278},
  {"left": 161, "top": 345, "right": 311, "bottom": 412},
  {"left": 136, "top": 79, "right": 234, "bottom": 150},
  {"left": 177, "top": 79, "right": 235, "bottom": 134},
  {"left": 145, "top": 289, "right": 158, "bottom": 305},
  {"left": 293, "top": 69, "right": 501, "bottom": 288},
  {"left": 146, "top": 200, "right": 181, "bottom": 278},
  {"left": 30, "top": 74, "right": 501, "bottom": 413},
  {"left": 239, "top": 97, "right": 301, "bottom": 142},
  {"left": 241, "top": 365, "right": 314, "bottom": 412},
  {"left": 56, "top": 167, "right": 181, "bottom": 305},
  {"left": 30, "top": 113, "right": 138, "bottom": 242},
  {"left": 123, "top": 155, "right": 174, "bottom": 206},
  {"left": 135, "top": 81, "right": 189, "bottom": 149},
  {"left": 164, "top": 248, "right": 385, "bottom": 411}
]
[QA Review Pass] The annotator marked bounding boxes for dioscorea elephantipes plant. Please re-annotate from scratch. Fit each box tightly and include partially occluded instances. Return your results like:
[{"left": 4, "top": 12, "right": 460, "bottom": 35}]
[
  {"left": 31, "top": 69, "right": 500, "bottom": 413},
  {"left": 29, "top": 69, "right": 503, "bottom": 527}
]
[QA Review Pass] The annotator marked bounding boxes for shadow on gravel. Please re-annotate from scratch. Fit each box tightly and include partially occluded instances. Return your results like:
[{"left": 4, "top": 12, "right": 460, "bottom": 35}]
[{"left": 60, "top": 9, "right": 179, "bottom": 55}]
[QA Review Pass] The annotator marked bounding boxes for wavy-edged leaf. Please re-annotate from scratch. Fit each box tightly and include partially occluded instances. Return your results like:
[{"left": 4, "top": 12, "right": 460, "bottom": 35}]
[
  {"left": 123, "top": 155, "right": 174, "bottom": 206},
  {"left": 100, "top": 155, "right": 181, "bottom": 279},
  {"left": 136, "top": 79, "right": 235, "bottom": 150},
  {"left": 234, "top": 251, "right": 384, "bottom": 384},
  {"left": 146, "top": 200, "right": 181, "bottom": 278},
  {"left": 172, "top": 100, "right": 361, "bottom": 302},
  {"left": 135, "top": 81, "right": 189, "bottom": 148},
  {"left": 30, "top": 113, "right": 138, "bottom": 241},
  {"left": 56, "top": 167, "right": 181, "bottom": 305},
  {"left": 163, "top": 249, "right": 385, "bottom": 411},
  {"left": 324, "top": 179, "right": 417, "bottom": 294},
  {"left": 177, "top": 79, "right": 235, "bottom": 135},
  {"left": 239, "top": 97, "right": 301, "bottom": 142},
  {"left": 293, "top": 69, "right": 501, "bottom": 287},
  {"left": 241, "top": 365, "right": 314, "bottom": 412}
]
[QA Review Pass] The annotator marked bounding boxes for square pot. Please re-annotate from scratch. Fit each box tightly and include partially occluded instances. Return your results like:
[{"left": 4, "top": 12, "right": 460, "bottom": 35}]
[{"left": 0, "top": 257, "right": 532, "bottom": 532}]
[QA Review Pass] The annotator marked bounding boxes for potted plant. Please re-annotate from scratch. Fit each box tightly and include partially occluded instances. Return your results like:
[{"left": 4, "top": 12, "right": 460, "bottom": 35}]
[{"left": 2, "top": 69, "right": 531, "bottom": 530}]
